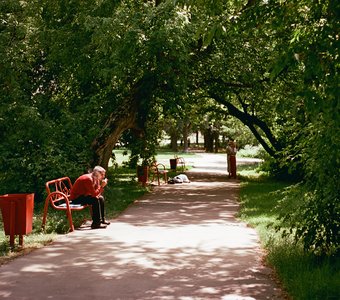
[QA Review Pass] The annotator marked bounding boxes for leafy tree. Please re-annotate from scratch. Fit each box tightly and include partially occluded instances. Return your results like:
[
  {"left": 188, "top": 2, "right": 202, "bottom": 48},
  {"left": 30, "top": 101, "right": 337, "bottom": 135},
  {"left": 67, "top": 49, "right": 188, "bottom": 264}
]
[
  {"left": 270, "top": 0, "right": 340, "bottom": 255},
  {"left": 1, "top": 0, "right": 195, "bottom": 199},
  {"left": 0, "top": 0, "right": 60, "bottom": 198},
  {"left": 179, "top": 0, "right": 339, "bottom": 255}
]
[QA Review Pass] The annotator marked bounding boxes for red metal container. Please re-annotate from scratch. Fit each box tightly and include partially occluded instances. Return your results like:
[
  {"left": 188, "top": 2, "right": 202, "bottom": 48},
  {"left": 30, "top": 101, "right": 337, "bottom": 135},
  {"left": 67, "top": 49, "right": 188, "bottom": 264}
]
[
  {"left": 137, "top": 166, "right": 149, "bottom": 186},
  {"left": 0, "top": 193, "right": 34, "bottom": 247}
]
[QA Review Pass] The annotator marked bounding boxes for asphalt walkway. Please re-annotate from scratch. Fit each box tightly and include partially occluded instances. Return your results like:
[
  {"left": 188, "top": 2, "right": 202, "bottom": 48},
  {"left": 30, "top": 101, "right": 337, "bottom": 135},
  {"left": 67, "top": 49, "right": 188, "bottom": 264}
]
[{"left": 0, "top": 154, "right": 285, "bottom": 300}]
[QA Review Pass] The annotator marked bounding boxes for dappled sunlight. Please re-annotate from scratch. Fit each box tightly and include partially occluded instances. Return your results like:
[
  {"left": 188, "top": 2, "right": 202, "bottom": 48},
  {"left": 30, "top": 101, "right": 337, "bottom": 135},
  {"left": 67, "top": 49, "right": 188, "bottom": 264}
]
[
  {"left": 0, "top": 191, "right": 281, "bottom": 299},
  {"left": 0, "top": 229, "right": 275, "bottom": 299},
  {"left": 0, "top": 155, "right": 284, "bottom": 299}
]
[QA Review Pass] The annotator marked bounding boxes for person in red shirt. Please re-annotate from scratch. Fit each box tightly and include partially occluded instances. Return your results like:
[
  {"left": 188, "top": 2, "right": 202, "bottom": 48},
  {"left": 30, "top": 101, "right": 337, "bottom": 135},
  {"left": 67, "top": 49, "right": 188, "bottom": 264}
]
[
  {"left": 70, "top": 166, "right": 110, "bottom": 229},
  {"left": 226, "top": 139, "right": 237, "bottom": 179}
]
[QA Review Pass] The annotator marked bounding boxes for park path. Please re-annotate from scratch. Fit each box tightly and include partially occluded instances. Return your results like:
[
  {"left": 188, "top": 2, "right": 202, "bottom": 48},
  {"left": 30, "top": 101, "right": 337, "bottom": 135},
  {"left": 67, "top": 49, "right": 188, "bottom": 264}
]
[{"left": 0, "top": 153, "right": 286, "bottom": 300}]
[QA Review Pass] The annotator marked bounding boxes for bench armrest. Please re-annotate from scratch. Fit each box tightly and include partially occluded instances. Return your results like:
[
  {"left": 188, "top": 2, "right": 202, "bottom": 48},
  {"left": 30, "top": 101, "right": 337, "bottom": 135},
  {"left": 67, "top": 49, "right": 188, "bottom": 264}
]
[{"left": 45, "top": 191, "right": 72, "bottom": 210}]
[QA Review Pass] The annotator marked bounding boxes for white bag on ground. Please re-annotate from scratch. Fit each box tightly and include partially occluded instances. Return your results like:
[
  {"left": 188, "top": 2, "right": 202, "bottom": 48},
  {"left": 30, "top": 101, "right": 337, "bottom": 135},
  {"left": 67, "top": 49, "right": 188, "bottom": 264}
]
[{"left": 174, "top": 174, "right": 190, "bottom": 183}]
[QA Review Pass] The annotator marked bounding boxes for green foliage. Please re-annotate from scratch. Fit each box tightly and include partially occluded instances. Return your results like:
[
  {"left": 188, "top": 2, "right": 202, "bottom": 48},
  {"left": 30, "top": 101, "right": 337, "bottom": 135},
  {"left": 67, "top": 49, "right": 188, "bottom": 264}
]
[
  {"left": 239, "top": 173, "right": 340, "bottom": 299},
  {"left": 1, "top": 0, "right": 338, "bottom": 258},
  {"left": 270, "top": 0, "right": 340, "bottom": 256},
  {"left": 0, "top": 0, "right": 102, "bottom": 200},
  {"left": 278, "top": 183, "right": 339, "bottom": 256},
  {"left": 190, "top": 0, "right": 339, "bottom": 256}
]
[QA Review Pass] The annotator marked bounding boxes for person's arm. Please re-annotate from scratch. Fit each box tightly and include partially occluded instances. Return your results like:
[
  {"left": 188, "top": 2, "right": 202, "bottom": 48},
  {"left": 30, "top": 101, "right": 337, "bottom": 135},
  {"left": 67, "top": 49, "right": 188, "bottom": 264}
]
[
  {"left": 80, "top": 176, "right": 101, "bottom": 198},
  {"left": 94, "top": 178, "right": 108, "bottom": 197}
]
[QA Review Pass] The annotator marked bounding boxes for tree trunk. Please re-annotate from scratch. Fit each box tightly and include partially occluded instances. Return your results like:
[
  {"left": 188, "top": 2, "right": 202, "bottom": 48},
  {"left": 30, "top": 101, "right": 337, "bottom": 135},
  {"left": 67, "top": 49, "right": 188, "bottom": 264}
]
[
  {"left": 91, "top": 99, "right": 138, "bottom": 169},
  {"left": 204, "top": 126, "right": 214, "bottom": 152},
  {"left": 214, "top": 131, "right": 219, "bottom": 153},
  {"left": 91, "top": 75, "right": 154, "bottom": 169},
  {"left": 169, "top": 126, "right": 178, "bottom": 151}
]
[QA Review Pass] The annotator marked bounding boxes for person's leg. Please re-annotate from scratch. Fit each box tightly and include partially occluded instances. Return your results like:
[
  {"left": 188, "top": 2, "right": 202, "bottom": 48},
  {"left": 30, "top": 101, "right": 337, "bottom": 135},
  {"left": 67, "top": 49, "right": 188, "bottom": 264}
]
[
  {"left": 72, "top": 196, "right": 104, "bottom": 228},
  {"left": 227, "top": 154, "right": 231, "bottom": 178},
  {"left": 98, "top": 195, "right": 110, "bottom": 225},
  {"left": 230, "top": 156, "right": 237, "bottom": 178}
]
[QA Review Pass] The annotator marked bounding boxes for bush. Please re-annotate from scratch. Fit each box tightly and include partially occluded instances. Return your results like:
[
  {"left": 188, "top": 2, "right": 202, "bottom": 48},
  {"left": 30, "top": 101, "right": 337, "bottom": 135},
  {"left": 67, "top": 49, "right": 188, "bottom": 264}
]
[{"left": 278, "top": 183, "right": 340, "bottom": 256}]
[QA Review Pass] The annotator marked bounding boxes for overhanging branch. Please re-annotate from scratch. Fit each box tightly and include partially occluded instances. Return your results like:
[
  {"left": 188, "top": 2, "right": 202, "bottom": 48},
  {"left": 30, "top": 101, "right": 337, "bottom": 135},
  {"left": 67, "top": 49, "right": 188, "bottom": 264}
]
[{"left": 210, "top": 92, "right": 281, "bottom": 158}]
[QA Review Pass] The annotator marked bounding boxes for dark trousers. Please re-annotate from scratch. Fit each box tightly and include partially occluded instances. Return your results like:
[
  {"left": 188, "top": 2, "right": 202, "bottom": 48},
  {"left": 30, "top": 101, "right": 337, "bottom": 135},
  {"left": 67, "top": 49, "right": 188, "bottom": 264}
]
[{"left": 72, "top": 195, "right": 105, "bottom": 224}]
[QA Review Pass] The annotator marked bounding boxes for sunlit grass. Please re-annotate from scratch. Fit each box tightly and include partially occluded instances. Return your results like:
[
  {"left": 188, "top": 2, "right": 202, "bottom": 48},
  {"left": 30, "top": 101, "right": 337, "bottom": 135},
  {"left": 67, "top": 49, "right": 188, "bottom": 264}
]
[
  {"left": 0, "top": 227, "right": 57, "bottom": 265},
  {"left": 239, "top": 164, "right": 340, "bottom": 299},
  {"left": 237, "top": 145, "right": 263, "bottom": 158},
  {"left": 237, "top": 162, "right": 265, "bottom": 179}
]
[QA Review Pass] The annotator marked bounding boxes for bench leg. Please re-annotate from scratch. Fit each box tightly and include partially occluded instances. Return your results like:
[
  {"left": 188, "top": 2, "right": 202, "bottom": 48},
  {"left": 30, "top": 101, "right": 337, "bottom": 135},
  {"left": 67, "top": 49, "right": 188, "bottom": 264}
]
[
  {"left": 66, "top": 209, "right": 75, "bottom": 232},
  {"left": 42, "top": 199, "right": 50, "bottom": 230}
]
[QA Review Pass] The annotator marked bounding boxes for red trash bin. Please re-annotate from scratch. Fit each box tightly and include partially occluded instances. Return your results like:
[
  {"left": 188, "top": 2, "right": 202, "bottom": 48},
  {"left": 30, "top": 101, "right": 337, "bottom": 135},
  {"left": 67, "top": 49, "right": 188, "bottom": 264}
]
[
  {"left": 137, "top": 166, "right": 149, "bottom": 186},
  {"left": 0, "top": 193, "right": 34, "bottom": 247}
]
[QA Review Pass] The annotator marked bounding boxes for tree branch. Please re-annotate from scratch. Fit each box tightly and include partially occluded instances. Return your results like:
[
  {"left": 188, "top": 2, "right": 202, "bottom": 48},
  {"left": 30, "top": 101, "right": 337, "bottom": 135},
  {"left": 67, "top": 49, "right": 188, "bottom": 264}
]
[{"left": 210, "top": 92, "right": 282, "bottom": 158}]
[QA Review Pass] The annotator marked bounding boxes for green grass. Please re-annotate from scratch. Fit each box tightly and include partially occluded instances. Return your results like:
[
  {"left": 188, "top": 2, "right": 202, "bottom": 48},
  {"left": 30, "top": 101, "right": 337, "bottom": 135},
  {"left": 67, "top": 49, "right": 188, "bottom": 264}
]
[
  {"left": 112, "top": 149, "right": 197, "bottom": 167},
  {"left": 237, "top": 163, "right": 265, "bottom": 178},
  {"left": 238, "top": 167, "right": 340, "bottom": 300},
  {"left": 237, "top": 145, "right": 263, "bottom": 158}
]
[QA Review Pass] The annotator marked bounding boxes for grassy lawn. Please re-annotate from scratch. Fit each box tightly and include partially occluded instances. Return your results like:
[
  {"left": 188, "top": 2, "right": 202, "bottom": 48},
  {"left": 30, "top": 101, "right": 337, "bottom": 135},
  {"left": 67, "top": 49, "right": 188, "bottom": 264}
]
[
  {"left": 112, "top": 148, "right": 197, "bottom": 167},
  {"left": 238, "top": 170, "right": 340, "bottom": 300}
]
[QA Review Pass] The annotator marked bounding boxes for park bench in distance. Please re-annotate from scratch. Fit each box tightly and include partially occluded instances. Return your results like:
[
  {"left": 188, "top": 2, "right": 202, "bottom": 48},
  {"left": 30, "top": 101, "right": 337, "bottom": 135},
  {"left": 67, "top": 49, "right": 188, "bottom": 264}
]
[
  {"left": 176, "top": 157, "right": 186, "bottom": 172},
  {"left": 41, "top": 177, "right": 92, "bottom": 232},
  {"left": 149, "top": 163, "right": 168, "bottom": 185}
]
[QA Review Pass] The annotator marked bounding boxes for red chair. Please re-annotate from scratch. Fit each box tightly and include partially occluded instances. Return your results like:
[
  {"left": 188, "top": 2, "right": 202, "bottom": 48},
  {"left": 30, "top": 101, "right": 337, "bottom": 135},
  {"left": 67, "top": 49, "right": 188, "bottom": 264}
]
[{"left": 149, "top": 163, "right": 168, "bottom": 185}]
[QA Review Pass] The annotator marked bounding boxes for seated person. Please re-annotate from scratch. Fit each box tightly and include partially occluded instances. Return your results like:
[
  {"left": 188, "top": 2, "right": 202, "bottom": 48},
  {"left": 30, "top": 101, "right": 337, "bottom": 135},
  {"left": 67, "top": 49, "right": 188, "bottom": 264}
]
[{"left": 70, "top": 166, "right": 110, "bottom": 229}]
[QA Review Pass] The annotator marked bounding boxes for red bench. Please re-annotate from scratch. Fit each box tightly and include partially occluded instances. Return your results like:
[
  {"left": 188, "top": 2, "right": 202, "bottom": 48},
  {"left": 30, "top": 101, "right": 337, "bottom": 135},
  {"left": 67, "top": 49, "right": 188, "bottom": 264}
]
[
  {"left": 149, "top": 163, "right": 168, "bottom": 185},
  {"left": 41, "top": 177, "right": 92, "bottom": 232}
]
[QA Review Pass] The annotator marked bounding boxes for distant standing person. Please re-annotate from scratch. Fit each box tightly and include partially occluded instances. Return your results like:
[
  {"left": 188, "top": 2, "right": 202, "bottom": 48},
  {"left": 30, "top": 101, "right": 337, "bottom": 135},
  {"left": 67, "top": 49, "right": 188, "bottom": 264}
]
[
  {"left": 70, "top": 166, "right": 110, "bottom": 229},
  {"left": 226, "top": 139, "right": 237, "bottom": 179}
]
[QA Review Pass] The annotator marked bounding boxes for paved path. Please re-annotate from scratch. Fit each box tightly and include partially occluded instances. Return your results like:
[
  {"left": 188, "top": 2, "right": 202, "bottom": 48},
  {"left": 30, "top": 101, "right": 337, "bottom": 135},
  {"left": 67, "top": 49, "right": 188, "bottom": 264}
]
[{"left": 0, "top": 154, "right": 285, "bottom": 300}]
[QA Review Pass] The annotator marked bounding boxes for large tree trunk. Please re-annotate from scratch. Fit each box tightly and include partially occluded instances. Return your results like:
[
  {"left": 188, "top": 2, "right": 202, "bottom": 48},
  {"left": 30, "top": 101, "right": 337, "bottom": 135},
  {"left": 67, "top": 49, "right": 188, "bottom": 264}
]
[
  {"left": 91, "top": 75, "right": 154, "bottom": 169},
  {"left": 169, "top": 125, "right": 178, "bottom": 151},
  {"left": 91, "top": 99, "right": 138, "bottom": 169},
  {"left": 204, "top": 126, "right": 214, "bottom": 152}
]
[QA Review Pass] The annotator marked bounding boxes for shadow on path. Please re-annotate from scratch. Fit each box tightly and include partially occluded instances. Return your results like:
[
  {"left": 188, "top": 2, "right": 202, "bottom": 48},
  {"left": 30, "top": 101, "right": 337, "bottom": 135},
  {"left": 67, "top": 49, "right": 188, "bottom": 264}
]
[{"left": 0, "top": 155, "right": 285, "bottom": 300}]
